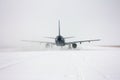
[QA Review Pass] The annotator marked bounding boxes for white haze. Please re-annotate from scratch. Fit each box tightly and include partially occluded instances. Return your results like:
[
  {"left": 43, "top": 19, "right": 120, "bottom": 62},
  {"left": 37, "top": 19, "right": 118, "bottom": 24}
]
[
  {"left": 0, "top": 0, "right": 120, "bottom": 48},
  {"left": 0, "top": 0, "right": 120, "bottom": 80}
]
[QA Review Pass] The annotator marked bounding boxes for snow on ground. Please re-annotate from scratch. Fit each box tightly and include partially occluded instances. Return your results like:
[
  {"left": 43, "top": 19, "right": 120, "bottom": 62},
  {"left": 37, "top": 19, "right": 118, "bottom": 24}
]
[{"left": 0, "top": 47, "right": 120, "bottom": 80}]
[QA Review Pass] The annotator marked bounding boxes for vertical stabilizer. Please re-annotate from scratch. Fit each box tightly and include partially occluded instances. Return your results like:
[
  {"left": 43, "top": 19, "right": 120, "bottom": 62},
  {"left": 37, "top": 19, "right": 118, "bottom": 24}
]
[{"left": 58, "top": 20, "right": 61, "bottom": 35}]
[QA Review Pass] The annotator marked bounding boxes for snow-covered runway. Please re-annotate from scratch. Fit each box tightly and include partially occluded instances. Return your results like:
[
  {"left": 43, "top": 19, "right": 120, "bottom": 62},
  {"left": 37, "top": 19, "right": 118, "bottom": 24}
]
[{"left": 0, "top": 47, "right": 120, "bottom": 80}]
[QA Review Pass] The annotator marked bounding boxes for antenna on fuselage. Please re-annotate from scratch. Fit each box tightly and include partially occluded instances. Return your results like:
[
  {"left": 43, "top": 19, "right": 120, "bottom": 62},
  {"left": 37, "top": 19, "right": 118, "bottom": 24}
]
[{"left": 58, "top": 20, "right": 61, "bottom": 36}]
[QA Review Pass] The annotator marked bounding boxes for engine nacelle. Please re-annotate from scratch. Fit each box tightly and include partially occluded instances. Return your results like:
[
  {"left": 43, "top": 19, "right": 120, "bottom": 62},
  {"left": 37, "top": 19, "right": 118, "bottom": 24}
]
[
  {"left": 72, "top": 43, "right": 77, "bottom": 48},
  {"left": 46, "top": 43, "right": 50, "bottom": 48}
]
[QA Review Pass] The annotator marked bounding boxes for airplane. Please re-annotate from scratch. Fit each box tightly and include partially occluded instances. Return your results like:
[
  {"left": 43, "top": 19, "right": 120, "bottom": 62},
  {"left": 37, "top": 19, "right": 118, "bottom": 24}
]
[{"left": 23, "top": 20, "right": 100, "bottom": 49}]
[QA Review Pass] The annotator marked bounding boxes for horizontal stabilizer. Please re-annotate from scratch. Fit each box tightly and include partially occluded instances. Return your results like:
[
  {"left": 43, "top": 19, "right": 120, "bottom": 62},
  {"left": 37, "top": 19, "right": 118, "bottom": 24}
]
[
  {"left": 44, "top": 37, "right": 55, "bottom": 39},
  {"left": 64, "top": 36, "right": 75, "bottom": 39}
]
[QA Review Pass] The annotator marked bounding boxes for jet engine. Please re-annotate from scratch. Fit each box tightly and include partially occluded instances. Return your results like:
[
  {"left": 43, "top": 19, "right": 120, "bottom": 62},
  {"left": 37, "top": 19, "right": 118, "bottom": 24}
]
[
  {"left": 46, "top": 43, "right": 50, "bottom": 48},
  {"left": 72, "top": 43, "right": 77, "bottom": 48}
]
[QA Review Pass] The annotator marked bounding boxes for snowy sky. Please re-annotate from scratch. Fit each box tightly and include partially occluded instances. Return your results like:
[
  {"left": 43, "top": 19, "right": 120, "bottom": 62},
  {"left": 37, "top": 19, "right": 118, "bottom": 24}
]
[{"left": 0, "top": 0, "right": 120, "bottom": 47}]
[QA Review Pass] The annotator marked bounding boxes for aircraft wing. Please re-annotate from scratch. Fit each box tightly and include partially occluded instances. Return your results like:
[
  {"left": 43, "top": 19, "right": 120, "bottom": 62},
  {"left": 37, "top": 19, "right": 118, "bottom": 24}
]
[
  {"left": 22, "top": 40, "right": 55, "bottom": 45},
  {"left": 65, "top": 39, "right": 100, "bottom": 45}
]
